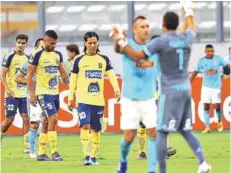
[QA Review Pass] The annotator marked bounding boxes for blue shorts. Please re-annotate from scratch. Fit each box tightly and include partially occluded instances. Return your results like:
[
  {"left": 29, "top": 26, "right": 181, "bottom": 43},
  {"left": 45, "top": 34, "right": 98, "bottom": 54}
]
[
  {"left": 78, "top": 103, "right": 104, "bottom": 131},
  {"left": 37, "top": 94, "right": 59, "bottom": 117},
  {"left": 5, "top": 97, "right": 28, "bottom": 117}
]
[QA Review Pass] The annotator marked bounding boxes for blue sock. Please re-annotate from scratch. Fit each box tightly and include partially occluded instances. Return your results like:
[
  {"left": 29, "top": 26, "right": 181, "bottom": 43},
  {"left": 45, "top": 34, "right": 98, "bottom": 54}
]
[
  {"left": 180, "top": 131, "right": 205, "bottom": 164},
  {"left": 148, "top": 137, "right": 157, "bottom": 173},
  {"left": 156, "top": 132, "right": 167, "bottom": 173},
  {"left": 215, "top": 110, "right": 222, "bottom": 122},
  {"left": 204, "top": 110, "right": 210, "bottom": 127},
  {"left": 120, "top": 138, "right": 131, "bottom": 162},
  {"left": 29, "top": 128, "right": 38, "bottom": 153}
]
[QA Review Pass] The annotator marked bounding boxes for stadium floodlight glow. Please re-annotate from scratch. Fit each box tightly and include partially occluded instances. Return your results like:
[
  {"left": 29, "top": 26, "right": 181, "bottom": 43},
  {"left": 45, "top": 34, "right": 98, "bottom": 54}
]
[
  {"left": 47, "top": 6, "right": 65, "bottom": 13},
  {"left": 197, "top": 21, "right": 216, "bottom": 28},
  {"left": 45, "top": 25, "right": 58, "bottom": 30},
  {"left": 108, "top": 4, "right": 126, "bottom": 11},
  {"left": 168, "top": 3, "right": 181, "bottom": 10},
  {"left": 196, "top": 2, "right": 207, "bottom": 9},
  {"left": 148, "top": 3, "right": 167, "bottom": 11},
  {"left": 87, "top": 5, "right": 105, "bottom": 12},
  {"left": 208, "top": 2, "right": 216, "bottom": 9},
  {"left": 224, "top": 21, "right": 231, "bottom": 28},
  {"left": 135, "top": 4, "right": 146, "bottom": 11},
  {"left": 99, "top": 24, "right": 115, "bottom": 31},
  {"left": 59, "top": 25, "right": 77, "bottom": 32},
  {"left": 66, "top": 5, "right": 85, "bottom": 13},
  {"left": 79, "top": 24, "right": 97, "bottom": 31}
]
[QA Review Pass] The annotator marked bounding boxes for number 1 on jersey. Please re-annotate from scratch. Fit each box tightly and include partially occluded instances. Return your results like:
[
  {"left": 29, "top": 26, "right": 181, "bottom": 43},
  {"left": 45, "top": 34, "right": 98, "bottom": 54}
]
[{"left": 176, "top": 49, "right": 184, "bottom": 70}]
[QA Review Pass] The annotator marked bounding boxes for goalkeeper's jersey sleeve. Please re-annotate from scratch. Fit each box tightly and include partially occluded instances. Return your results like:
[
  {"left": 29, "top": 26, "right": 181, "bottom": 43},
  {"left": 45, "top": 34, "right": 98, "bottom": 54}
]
[{"left": 71, "top": 52, "right": 113, "bottom": 106}]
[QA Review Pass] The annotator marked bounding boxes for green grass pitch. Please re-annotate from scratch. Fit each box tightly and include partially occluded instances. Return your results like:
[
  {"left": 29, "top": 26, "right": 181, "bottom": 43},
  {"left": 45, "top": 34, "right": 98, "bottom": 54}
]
[{"left": 1, "top": 132, "right": 230, "bottom": 173}]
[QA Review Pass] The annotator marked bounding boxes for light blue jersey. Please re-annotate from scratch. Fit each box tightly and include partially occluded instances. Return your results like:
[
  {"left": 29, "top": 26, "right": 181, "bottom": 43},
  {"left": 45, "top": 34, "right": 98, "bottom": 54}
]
[
  {"left": 20, "top": 61, "right": 29, "bottom": 75},
  {"left": 122, "top": 38, "right": 159, "bottom": 100},
  {"left": 196, "top": 55, "right": 227, "bottom": 88}
]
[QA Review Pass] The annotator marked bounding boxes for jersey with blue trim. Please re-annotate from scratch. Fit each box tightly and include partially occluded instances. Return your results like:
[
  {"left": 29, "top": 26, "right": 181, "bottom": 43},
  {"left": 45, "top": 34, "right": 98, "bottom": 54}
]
[
  {"left": 196, "top": 55, "right": 227, "bottom": 88},
  {"left": 71, "top": 52, "right": 114, "bottom": 106},
  {"left": 29, "top": 47, "right": 63, "bottom": 95},
  {"left": 122, "top": 38, "right": 159, "bottom": 100},
  {"left": 2, "top": 50, "right": 29, "bottom": 98},
  {"left": 143, "top": 29, "right": 196, "bottom": 94}
]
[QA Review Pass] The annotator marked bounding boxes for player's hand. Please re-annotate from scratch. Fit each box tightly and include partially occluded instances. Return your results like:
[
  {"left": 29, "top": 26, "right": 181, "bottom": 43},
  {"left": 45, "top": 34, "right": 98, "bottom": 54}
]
[
  {"left": 68, "top": 100, "right": 74, "bottom": 111},
  {"left": 6, "top": 88, "right": 14, "bottom": 97},
  {"left": 114, "top": 91, "right": 121, "bottom": 102},
  {"left": 30, "top": 92, "right": 37, "bottom": 106},
  {"left": 181, "top": 1, "right": 196, "bottom": 14},
  {"left": 109, "top": 25, "right": 128, "bottom": 47}
]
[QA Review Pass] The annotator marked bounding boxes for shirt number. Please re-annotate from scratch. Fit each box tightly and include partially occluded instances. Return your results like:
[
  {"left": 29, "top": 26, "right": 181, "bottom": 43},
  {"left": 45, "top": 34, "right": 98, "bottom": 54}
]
[{"left": 176, "top": 49, "right": 184, "bottom": 70}]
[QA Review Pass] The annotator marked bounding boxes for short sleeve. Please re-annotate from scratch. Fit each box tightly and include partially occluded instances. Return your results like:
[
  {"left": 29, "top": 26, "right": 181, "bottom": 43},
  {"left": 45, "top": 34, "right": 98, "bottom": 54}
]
[
  {"left": 195, "top": 60, "right": 202, "bottom": 72},
  {"left": 183, "top": 29, "right": 196, "bottom": 44},
  {"left": 218, "top": 56, "right": 228, "bottom": 67},
  {"left": 55, "top": 51, "right": 63, "bottom": 63},
  {"left": 2, "top": 52, "right": 15, "bottom": 68},
  {"left": 143, "top": 37, "right": 162, "bottom": 57},
  {"left": 29, "top": 50, "right": 43, "bottom": 66},
  {"left": 102, "top": 55, "right": 113, "bottom": 71}
]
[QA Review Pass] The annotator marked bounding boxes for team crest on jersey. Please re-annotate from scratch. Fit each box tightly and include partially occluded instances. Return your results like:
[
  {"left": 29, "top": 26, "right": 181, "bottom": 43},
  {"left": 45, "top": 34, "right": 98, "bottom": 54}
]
[
  {"left": 88, "top": 82, "right": 100, "bottom": 96},
  {"left": 98, "top": 62, "right": 102, "bottom": 69}
]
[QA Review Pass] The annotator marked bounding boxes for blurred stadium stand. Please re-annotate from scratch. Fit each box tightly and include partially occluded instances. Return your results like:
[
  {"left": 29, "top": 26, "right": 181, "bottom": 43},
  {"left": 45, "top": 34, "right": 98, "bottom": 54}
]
[{"left": 1, "top": 1, "right": 230, "bottom": 46}]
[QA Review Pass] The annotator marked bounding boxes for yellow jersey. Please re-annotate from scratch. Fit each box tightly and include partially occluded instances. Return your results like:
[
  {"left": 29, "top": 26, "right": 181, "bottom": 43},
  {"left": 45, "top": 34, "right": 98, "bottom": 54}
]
[
  {"left": 69, "top": 52, "right": 118, "bottom": 106},
  {"left": 2, "top": 50, "right": 29, "bottom": 98},
  {"left": 29, "top": 47, "right": 63, "bottom": 95}
]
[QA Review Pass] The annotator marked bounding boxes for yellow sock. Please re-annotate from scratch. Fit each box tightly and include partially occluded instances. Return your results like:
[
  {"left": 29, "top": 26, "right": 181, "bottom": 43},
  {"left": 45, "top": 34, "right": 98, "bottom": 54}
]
[
  {"left": 48, "top": 131, "right": 58, "bottom": 154},
  {"left": 38, "top": 133, "right": 48, "bottom": 155},
  {"left": 80, "top": 128, "right": 90, "bottom": 157},
  {"left": 137, "top": 127, "right": 146, "bottom": 153},
  {"left": 23, "top": 133, "right": 29, "bottom": 149},
  {"left": 90, "top": 130, "right": 100, "bottom": 158}
]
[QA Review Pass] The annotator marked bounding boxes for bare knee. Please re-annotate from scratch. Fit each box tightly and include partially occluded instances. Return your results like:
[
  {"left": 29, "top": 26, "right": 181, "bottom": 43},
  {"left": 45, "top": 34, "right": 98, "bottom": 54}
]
[
  {"left": 5, "top": 116, "right": 15, "bottom": 124},
  {"left": 48, "top": 115, "right": 58, "bottom": 126},
  {"left": 82, "top": 124, "right": 90, "bottom": 130},
  {"left": 147, "top": 128, "right": 157, "bottom": 138},
  {"left": 30, "top": 122, "right": 39, "bottom": 130},
  {"left": 123, "top": 130, "right": 136, "bottom": 144}
]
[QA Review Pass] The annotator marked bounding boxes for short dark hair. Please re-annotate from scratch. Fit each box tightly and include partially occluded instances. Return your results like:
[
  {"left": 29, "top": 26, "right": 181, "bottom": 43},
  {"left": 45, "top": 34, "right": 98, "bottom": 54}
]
[
  {"left": 34, "top": 38, "right": 44, "bottom": 48},
  {"left": 163, "top": 12, "right": 179, "bottom": 30},
  {"left": 132, "top": 16, "right": 147, "bottom": 25},
  {"left": 151, "top": 35, "right": 160, "bottom": 40},
  {"left": 45, "top": 30, "right": 58, "bottom": 39},
  {"left": 83, "top": 31, "right": 100, "bottom": 52},
  {"left": 16, "top": 34, "right": 28, "bottom": 42},
  {"left": 205, "top": 44, "right": 213, "bottom": 49},
  {"left": 66, "top": 44, "right": 80, "bottom": 55}
]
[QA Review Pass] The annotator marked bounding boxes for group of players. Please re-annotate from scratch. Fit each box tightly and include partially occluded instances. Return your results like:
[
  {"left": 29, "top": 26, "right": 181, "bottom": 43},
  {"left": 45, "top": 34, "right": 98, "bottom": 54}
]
[{"left": 1, "top": 1, "right": 230, "bottom": 173}]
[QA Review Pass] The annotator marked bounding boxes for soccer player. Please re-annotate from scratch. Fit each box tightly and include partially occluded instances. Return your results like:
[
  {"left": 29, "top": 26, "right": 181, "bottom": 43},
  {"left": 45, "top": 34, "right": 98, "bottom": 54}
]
[
  {"left": 1, "top": 34, "right": 30, "bottom": 153},
  {"left": 27, "top": 30, "right": 69, "bottom": 161},
  {"left": 190, "top": 44, "right": 230, "bottom": 133},
  {"left": 110, "top": 2, "right": 212, "bottom": 173},
  {"left": 15, "top": 38, "right": 45, "bottom": 159},
  {"left": 64, "top": 44, "right": 80, "bottom": 74},
  {"left": 68, "top": 31, "right": 120, "bottom": 166},
  {"left": 114, "top": 16, "right": 158, "bottom": 173}
]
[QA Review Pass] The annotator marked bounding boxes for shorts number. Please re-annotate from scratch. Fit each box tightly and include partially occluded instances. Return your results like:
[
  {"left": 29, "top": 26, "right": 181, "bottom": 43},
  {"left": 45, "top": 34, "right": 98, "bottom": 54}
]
[
  {"left": 79, "top": 112, "right": 86, "bottom": 120},
  {"left": 47, "top": 103, "right": 53, "bottom": 110},
  {"left": 7, "top": 104, "right": 14, "bottom": 111},
  {"left": 176, "top": 49, "right": 184, "bottom": 70}
]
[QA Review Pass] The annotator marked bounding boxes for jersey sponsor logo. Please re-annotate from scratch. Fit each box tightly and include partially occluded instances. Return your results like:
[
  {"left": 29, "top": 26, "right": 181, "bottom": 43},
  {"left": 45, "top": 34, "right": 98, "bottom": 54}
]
[
  {"left": 45, "top": 66, "right": 58, "bottom": 74},
  {"left": 48, "top": 76, "right": 58, "bottom": 89},
  {"left": 88, "top": 82, "right": 100, "bottom": 96},
  {"left": 85, "top": 70, "right": 102, "bottom": 79},
  {"left": 98, "top": 62, "right": 102, "bottom": 69}
]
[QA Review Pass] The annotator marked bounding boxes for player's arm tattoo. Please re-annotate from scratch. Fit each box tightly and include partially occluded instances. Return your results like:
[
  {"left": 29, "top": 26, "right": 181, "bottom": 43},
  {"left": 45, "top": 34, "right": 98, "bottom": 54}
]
[{"left": 59, "top": 63, "right": 69, "bottom": 84}]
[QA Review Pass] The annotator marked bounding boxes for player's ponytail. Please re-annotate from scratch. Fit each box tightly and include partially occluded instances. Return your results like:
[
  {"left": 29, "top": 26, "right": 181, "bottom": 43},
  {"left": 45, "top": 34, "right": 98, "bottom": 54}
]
[{"left": 83, "top": 31, "right": 100, "bottom": 53}]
